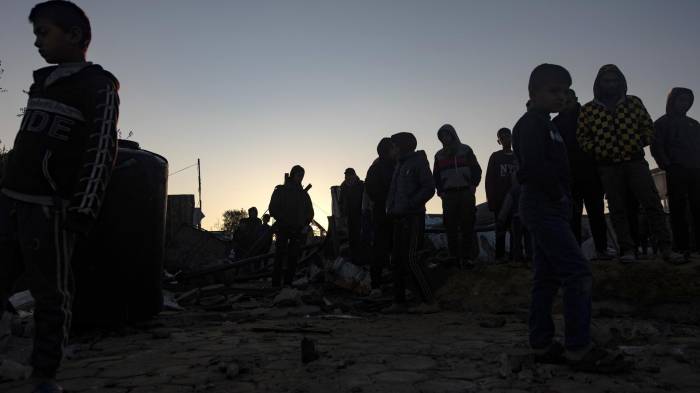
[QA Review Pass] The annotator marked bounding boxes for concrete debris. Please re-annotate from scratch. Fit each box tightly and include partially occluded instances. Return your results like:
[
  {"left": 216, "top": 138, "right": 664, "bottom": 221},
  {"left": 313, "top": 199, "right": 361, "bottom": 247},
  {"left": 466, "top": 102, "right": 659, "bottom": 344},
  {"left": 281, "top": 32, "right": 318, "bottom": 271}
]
[
  {"left": 273, "top": 288, "right": 303, "bottom": 307},
  {"left": 301, "top": 337, "right": 320, "bottom": 363},
  {"left": 0, "top": 359, "right": 30, "bottom": 382}
]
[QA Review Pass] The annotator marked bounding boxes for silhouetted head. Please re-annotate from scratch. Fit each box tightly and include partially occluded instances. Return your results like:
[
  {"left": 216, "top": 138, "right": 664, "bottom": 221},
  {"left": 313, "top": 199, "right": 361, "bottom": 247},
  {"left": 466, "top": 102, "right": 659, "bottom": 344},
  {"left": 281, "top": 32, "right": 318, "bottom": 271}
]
[
  {"left": 594, "top": 64, "right": 627, "bottom": 101},
  {"left": 376, "top": 137, "right": 395, "bottom": 160},
  {"left": 344, "top": 168, "right": 358, "bottom": 183},
  {"left": 390, "top": 132, "right": 418, "bottom": 157},
  {"left": 564, "top": 89, "right": 579, "bottom": 110},
  {"left": 290, "top": 165, "right": 305, "bottom": 184},
  {"left": 248, "top": 207, "right": 258, "bottom": 219},
  {"left": 437, "top": 124, "right": 461, "bottom": 148},
  {"left": 262, "top": 214, "right": 271, "bottom": 224},
  {"left": 667, "top": 87, "right": 694, "bottom": 116},
  {"left": 29, "top": 1, "right": 91, "bottom": 63},
  {"left": 528, "top": 64, "right": 572, "bottom": 113},
  {"left": 497, "top": 128, "right": 512, "bottom": 150}
]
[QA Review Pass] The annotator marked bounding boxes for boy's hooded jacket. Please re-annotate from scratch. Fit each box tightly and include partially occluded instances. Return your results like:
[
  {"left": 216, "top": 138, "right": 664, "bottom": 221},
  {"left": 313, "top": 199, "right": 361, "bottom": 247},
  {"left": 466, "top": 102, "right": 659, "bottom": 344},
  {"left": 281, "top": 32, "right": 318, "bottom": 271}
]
[
  {"left": 577, "top": 64, "right": 655, "bottom": 164},
  {"left": 652, "top": 88, "right": 700, "bottom": 170},
  {"left": 433, "top": 124, "right": 482, "bottom": 194},
  {"left": 364, "top": 138, "right": 396, "bottom": 212},
  {"left": 386, "top": 133, "right": 435, "bottom": 216},
  {"left": 1, "top": 63, "right": 119, "bottom": 235},
  {"left": 269, "top": 177, "right": 314, "bottom": 232}
]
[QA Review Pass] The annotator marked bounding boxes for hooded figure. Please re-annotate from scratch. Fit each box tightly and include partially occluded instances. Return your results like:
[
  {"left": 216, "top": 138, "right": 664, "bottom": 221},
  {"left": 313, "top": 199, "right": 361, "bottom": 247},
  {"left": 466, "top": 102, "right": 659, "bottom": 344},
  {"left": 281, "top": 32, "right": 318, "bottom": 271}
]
[
  {"left": 578, "top": 64, "right": 654, "bottom": 164},
  {"left": 652, "top": 88, "right": 700, "bottom": 170},
  {"left": 577, "top": 65, "right": 680, "bottom": 263},
  {"left": 364, "top": 137, "right": 397, "bottom": 293},
  {"left": 433, "top": 124, "right": 482, "bottom": 195},
  {"left": 340, "top": 168, "right": 365, "bottom": 262},
  {"left": 652, "top": 87, "right": 700, "bottom": 255}
]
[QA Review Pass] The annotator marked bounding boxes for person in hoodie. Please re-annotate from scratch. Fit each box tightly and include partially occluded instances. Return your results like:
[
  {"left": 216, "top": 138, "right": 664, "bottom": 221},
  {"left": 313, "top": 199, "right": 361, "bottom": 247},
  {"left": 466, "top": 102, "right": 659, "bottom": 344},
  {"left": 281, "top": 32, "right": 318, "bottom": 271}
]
[
  {"left": 268, "top": 165, "right": 314, "bottom": 287},
  {"left": 364, "top": 138, "right": 397, "bottom": 296},
  {"left": 514, "top": 63, "right": 628, "bottom": 373},
  {"left": 0, "top": 2, "right": 119, "bottom": 391},
  {"left": 485, "top": 127, "right": 518, "bottom": 262},
  {"left": 553, "top": 89, "right": 611, "bottom": 260},
  {"left": 233, "top": 207, "right": 263, "bottom": 258},
  {"left": 652, "top": 88, "right": 700, "bottom": 260},
  {"left": 340, "top": 168, "right": 365, "bottom": 263},
  {"left": 384, "top": 132, "right": 437, "bottom": 314},
  {"left": 578, "top": 65, "right": 683, "bottom": 264},
  {"left": 433, "top": 124, "right": 482, "bottom": 266}
]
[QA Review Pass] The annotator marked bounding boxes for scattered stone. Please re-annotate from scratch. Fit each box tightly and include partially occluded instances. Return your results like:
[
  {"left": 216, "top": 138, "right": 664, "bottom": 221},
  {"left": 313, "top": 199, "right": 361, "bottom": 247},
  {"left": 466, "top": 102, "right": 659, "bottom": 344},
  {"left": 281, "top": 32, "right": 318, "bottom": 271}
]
[
  {"left": 273, "top": 288, "right": 303, "bottom": 307},
  {"left": 0, "top": 359, "right": 30, "bottom": 381},
  {"left": 225, "top": 363, "right": 240, "bottom": 379},
  {"left": 301, "top": 337, "right": 320, "bottom": 363},
  {"left": 479, "top": 316, "right": 506, "bottom": 328}
]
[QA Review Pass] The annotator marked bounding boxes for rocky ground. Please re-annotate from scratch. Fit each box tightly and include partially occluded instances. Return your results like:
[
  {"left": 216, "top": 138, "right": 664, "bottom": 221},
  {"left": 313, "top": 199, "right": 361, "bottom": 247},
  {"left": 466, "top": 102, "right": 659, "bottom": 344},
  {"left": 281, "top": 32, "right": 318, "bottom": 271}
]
[{"left": 2, "top": 258, "right": 700, "bottom": 392}]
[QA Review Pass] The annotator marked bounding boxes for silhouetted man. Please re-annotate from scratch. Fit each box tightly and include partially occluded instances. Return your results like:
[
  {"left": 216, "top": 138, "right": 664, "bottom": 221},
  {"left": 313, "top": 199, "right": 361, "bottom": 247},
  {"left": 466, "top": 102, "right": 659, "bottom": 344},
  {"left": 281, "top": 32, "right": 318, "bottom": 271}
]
[
  {"left": 340, "top": 168, "right": 364, "bottom": 263},
  {"left": 578, "top": 64, "right": 682, "bottom": 264},
  {"left": 486, "top": 128, "right": 518, "bottom": 262},
  {"left": 364, "top": 138, "right": 396, "bottom": 297},
  {"left": 433, "top": 124, "right": 482, "bottom": 266},
  {"left": 233, "top": 207, "right": 262, "bottom": 258},
  {"left": 385, "top": 132, "right": 437, "bottom": 314},
  {"left": 269, "top": 166, "right": 314, "bottom": 287},
  {"left": 553, "top": 89, "right": 610, "bottom": 260},
  {"left": 259, "top": 213, "right": 274, "bottom": 255},
  {"left": 653, "top": 87, "right": 700, "bottom": 261}
]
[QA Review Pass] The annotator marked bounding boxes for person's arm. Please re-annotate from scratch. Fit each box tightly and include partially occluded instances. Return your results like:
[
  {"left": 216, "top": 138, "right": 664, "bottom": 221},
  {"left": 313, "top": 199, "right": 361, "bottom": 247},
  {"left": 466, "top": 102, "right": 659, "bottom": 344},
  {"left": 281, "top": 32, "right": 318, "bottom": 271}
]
[
  {"left": 66, "top": 78, "right": 119, "bottom": 236},
  {"left": 433, "top": 156, "right": 443, "bottom": 196},
  {"left": 634, "top": 97, "right": 655, "bottom": 148},
  {"left": 469, "top": 150, "right": 482, "bottom": 189},
  {"left": 268, "top": 187, "right": 281, "bottom": 220},
  {"left": 305, "top": 193, "right": 314, "bottom": 225},
  {"left": 577, "top": 106, "right": 594, "bottom": 155},
  {"left": 485, "top": 154, "right": 497, "bottom": 210},
  {"left": 411, "top": 155, "right": 436, "bottom": 207},
  {"left": 651, "top": 118, "right": 671, "bottom": 170}
]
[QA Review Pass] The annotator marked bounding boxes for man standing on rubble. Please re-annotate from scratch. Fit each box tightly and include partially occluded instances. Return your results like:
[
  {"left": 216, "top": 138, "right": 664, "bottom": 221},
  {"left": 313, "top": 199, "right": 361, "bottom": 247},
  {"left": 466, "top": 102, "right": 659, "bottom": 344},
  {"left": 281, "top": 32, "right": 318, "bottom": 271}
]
[
  {"left": 485, "top": 128, "right": 518, "bottom": 263},
  {"left": 233, "top": 207, "right": 263, "bottom": 258},
  {"left": 268, "top": 165, "right": 314, "bottom": 288},
  {"left": 340, "top": 168, "right": 365, "bottom": 263},
  {"left": 365, "top": 138, "right": 397, "bottom": 297}
]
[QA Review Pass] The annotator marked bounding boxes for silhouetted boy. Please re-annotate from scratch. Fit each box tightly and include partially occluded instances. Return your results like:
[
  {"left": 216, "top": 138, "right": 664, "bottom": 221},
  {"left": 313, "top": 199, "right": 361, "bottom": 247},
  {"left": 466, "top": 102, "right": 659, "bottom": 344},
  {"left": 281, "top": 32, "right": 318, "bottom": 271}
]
[
  {"left": 0, "top": 2, "right": 119, "bottom": 390},
  {"left": 485, "top": 127, "right": 517, "bottom": 262},
  {"left": 385, "top": 132, "right": 436, "bottom": 314},
  {"left": 653, "top": 88, "right": 700, "bottom": 261},
  {"left": 553, "top": 89, "right": 610, "bottom": 259},
  {"left": 433, "top": 124, "right": 482, "bottom": 265},
  {"left": 514, "top": 64, "right": 625, "bottom": 372},
  {"left": 233, "top": 207, "right": 263, "bottom": 258},
  {"left": 578, "top": 65, "right": 682, "bottom": 264},
  {"left": 364, "top": 138, "right": 396, "bottom": 297},
  {"left": 268, "top": 165, "right": 314, "bottom": 287},
  {"left": 339, "top": 168, "right": 364, "bottom": 263}
]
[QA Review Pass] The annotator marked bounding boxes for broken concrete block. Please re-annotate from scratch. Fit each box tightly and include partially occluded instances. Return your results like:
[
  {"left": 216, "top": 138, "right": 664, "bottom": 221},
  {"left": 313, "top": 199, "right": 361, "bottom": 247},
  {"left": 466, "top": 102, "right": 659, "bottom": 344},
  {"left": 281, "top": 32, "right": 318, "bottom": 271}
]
[
  {"left": 0, "top": 359, "right": 31, "bottom": 381},
  {"left": 273, "top": 288, "right": 302, "bottom": 307},
  {"left": 225, "top": 363, "right": 240, "bottom": 379},
  {"left": 301, "top": 337, "right": 320, "bottom": 363}
]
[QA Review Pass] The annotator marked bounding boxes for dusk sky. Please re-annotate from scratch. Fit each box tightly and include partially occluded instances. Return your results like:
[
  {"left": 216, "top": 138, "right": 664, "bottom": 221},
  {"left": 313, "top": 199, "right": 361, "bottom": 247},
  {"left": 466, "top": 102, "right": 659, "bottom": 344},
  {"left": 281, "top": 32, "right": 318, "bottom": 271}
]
[{"left": 2, "top": 0, "right": 699, "bottom": 230}]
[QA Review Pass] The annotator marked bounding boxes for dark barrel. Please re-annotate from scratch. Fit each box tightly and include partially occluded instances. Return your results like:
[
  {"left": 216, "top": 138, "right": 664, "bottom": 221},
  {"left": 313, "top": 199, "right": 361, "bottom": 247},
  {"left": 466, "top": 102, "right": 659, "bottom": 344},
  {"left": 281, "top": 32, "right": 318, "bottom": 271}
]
[{"left": 72, "top": 140, "right": 168, "bottom": 330}]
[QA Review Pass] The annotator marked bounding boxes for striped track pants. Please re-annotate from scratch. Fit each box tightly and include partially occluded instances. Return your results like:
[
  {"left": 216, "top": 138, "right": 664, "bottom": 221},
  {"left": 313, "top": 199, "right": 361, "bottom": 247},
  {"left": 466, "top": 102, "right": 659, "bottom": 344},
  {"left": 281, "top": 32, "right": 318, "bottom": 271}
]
[
  {"left": 0, "top": 194, "right": 76, "bottom": 378},
  {"left": 392, "top": 214, "right": 433, "bottom": 303}
]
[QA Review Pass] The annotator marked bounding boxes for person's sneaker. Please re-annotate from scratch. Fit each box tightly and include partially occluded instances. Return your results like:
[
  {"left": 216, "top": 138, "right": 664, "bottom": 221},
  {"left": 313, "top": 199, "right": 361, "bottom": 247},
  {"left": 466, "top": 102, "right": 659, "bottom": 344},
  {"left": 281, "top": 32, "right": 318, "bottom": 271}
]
[
  {"left": 367, "top": 288, "right": 383, "bottom": 299},
  {"left": 596, "top": 250, "right": 616, "bottom": 261},
  {"left": 32, "top": 382, "right": 64, "bottom": 393},
  {"left": 567, "top": 345, "right": 632, "bottom": 374},
  {"left": 533, "top": 341, "right": 566, "bottom": 364},
  {"left": 663, "top": 250, "right": 689, "bottom": 265},
  {"left": 408, "top": 302, "right": 440, "bottom": 314},
  {"left": 382, "top": 303, "right": 408, "bottom": 314},
  {"left": 619, "top": 253, "right": 636, "bottom": 264}
]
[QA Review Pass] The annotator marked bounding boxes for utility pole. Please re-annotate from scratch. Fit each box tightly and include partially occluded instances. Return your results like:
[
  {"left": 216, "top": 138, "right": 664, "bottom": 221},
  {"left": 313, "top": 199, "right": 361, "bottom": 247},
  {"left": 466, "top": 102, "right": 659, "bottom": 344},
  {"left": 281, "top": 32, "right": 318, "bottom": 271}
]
[{"left": 197, "top": 158, "right": 202, "bottom": 210}]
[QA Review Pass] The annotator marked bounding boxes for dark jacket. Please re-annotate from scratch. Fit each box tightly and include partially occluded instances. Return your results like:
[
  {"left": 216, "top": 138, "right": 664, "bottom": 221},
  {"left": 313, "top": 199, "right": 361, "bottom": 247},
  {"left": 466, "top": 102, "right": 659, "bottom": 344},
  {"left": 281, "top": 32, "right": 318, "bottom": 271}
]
[
  {"left": 365, "top": 140, "right": 396, "bottom": 214},
  {"left": 433, "top": 126, "right": 482, "bottom": 194},
  {"left": 652, "top": 88, "right": 700, "bottom": 170},
  {"left": 269, "top": 179, "right": 314, "bottom": 232},
  {"left": 553, "top": 102, "right": 593, "bottom": 170},
  {"left": 1, "top": 63, "right": 119, "bottom": 235},
  {"left": 233, "top": 216, "right": 263, "bottom": 252},
  {"left": 340, "top": 176, "right": 364, "bottom": 219},
  {"left": 386, "top": 150, "right": 435, "bottom": 216},
  {"left": 485, "top": 150, "right": 517, "bottom": 211},
  {"left": 513, "top": 109, "right": 571, "bottom": 201},
  {"left": 577, "top": 64, "right": 654, "bottom": 164}
]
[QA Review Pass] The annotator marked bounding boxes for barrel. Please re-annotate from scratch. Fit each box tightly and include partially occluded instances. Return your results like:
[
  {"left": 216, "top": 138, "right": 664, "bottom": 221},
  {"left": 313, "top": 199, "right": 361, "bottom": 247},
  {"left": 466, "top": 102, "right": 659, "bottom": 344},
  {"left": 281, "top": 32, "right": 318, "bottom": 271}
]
[{"left": 72, "top": 140, "right": 168, "bottom": 330}]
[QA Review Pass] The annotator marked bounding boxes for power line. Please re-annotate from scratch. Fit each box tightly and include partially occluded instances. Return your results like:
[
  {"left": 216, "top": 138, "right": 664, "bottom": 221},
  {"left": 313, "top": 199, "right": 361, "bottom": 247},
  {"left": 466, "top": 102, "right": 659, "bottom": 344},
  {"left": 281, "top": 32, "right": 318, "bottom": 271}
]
[{"left": 168, "top": 162, "right": 197, "bottom": 177}]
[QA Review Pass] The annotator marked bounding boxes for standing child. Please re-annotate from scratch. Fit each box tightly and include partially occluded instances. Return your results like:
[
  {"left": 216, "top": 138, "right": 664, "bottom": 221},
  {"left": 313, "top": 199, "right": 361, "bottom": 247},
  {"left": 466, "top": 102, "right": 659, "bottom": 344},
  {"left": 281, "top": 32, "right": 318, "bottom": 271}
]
[
  {"left": 513, "top": 64, "right": 626, "bottom": 373},
  {"left": 0, "top": 2, "right": 120, "bottom": 391},
  {"left": 485, "top": 128, "right": 518, "bottom": 262}
]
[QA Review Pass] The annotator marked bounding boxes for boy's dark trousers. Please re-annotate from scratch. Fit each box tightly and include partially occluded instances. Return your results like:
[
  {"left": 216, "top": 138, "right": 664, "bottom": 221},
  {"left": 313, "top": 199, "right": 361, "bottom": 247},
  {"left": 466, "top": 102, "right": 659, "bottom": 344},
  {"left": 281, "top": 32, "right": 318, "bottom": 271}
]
[
  {"left": 370, "top": 208, "right": 392, "bottom": 290},
  {"left": 598, "top": 160, "right": 671, "bottom": 255},
  {"left": 666, "top": 166, "right": 700, "bottom": 252},
  {"left": 0, "top": 194, "right": 76, "bottom": 379},
  {"left": 392, "top": 213, "right": 433, "bottom": 303},
  {"left": 511, "top": 216, "right": 531, "bottom": 261},
  {"left": 347, "top": 213, "right": 363, "bottom": 263},
  {"left": 441, "top": 189, "right": 476, "bottom": 261},
  {"left": 519, "top": 187, "right": 592, "bottom": 352},
  {"left": 571, "top": 167, "right": 607, "bottom": 253},
  {"left": 494, "top": 212, "right": 513, "bottom": 260},
  {"left": 272, "top": 228, "right": 303, "bottom": 287}
]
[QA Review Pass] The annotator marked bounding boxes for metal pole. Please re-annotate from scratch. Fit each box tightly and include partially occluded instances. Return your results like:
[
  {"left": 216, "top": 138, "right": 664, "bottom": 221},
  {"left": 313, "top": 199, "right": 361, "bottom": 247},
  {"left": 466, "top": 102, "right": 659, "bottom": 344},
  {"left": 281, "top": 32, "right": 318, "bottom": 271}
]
[{"left": 197, "top": 158, "right": 202, "bottom": 210}]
